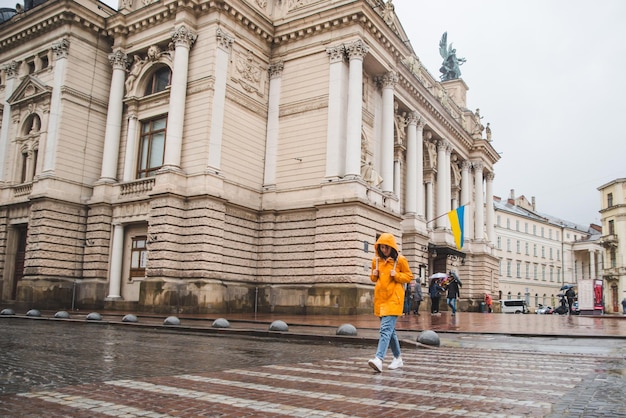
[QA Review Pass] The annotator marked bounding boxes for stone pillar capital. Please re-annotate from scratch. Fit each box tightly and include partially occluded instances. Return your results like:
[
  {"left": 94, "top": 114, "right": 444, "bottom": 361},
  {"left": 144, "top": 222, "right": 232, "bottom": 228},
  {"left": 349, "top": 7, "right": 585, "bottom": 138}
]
[
  {"left": 216, "top": 28, "right": 234, "bottom": 52},
  {"left": 108, "top": 49, "right": 128, "bottom": 71},
  {"left": 52, "top": 38, "right": 70, "bottom": 60},
  {"left": 172, "top": 25, "right": 198, "bottom": 48},
  {"left": 326, "top": 45, "right": 346, "bottom": 63},
  {"left": 268, "top": 61, "right": 284, "bottom": 79},
  {"left": 345, "top": 39, "right": 369, "bottom": 60}
]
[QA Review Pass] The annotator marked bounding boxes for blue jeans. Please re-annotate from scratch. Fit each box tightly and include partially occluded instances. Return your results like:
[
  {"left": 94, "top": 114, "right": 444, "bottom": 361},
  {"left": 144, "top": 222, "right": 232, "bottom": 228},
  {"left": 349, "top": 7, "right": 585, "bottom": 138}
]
[
  {"left": 447, "top": 297, "right": 457, "bottom": 314},
  {"left": 375, "top": 316, "right": 401, "bottom": 360}
]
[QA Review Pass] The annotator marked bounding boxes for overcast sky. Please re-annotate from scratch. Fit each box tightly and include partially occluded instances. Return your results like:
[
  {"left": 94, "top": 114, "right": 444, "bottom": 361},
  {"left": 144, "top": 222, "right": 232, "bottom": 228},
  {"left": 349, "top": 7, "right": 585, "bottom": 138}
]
[
  {"left": 391, "top": 0, "right": 626, "bottom": 227},
  {"left": 6, "top": 0, "right": 624, "bottom": 227}
]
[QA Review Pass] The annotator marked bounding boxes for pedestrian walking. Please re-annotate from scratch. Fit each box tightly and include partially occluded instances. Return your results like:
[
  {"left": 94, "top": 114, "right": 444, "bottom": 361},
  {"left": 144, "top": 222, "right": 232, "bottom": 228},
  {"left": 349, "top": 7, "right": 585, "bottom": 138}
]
[
  {"left": 446, "top": 272, "right": 461, "bottom": 316},
  {"left": 368, "top": 233, "right": 414, "bottom": 373},
  {"left": 622, "top": 298, "right": 626, "bottom": 315},
  {"left": 565, "top": 287, "right": 576, "bottom": 315},
  {"left": 484, "top": 293, "right": 493, "bottom": 313},
  {"left": 413, "top": 280, "right": 423, "bottom": 315},
  {"left": 429, "top": 277, "right": 444, "bottom": 314},
  {"left": 402, "top": 282, "right": 413, "bottom": 316}
]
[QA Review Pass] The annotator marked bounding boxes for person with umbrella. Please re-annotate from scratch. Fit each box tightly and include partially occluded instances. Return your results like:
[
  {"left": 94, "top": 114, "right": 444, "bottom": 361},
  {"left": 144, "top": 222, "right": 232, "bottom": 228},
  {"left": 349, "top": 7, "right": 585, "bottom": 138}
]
[
  {"left": 429, "top": 273, "right": 446, "bottom": 314},
  {"left": 564, "top": 285, "right": 576, "bottom": 315},
  {"left": 446, "top": 271, "right": 461, "bottom": 316},
  {"left": 367, "top": 233, "right": 414, "bottom": 372}
]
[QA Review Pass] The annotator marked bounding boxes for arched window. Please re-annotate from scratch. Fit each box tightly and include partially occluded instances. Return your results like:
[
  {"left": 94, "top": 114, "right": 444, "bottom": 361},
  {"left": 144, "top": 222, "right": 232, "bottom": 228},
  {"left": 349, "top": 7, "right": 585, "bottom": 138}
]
[{"left": 144, "top": 66, "right": 171, "bottom": 96}]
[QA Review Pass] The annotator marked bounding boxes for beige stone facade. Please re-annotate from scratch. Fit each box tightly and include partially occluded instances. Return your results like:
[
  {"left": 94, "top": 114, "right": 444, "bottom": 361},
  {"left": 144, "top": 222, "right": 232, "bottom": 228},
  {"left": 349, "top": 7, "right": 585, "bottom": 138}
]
[
  {"left": 598, "top": 178, "right": 626, "bottom": 313},
  {"left": 0, "top": 0, "right": 499, "bottom": 314}
]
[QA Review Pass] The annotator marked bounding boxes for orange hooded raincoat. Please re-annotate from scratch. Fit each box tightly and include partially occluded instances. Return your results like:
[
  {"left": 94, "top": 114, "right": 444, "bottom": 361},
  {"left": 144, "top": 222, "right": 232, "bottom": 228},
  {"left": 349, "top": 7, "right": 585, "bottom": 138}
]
[{"left": 370, "top": 233, "right": 413, "bottom": 317}]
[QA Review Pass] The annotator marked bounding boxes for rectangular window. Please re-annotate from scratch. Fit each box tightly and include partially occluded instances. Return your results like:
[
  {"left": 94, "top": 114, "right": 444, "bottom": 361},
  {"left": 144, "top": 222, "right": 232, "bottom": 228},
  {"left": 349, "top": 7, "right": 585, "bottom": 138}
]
[
  {"left": 609, "top": 219, "right": 615, "bottom": 235},
  {"left": 20, "top": 152, "right": 28, "bottom": 183},
  {"left": 137, "top": 116, "right": 167, "bottom": 178},
  {"left": 130, "top": 236, "right": 148, "bottom": 277},
  {"left": 607, "top": 193, "right": 613, "bottom": 207},
  {"left": 506, "top": 260, "right": 512, "bottom": 277},
  {"left": 516, "top": 261, "right": 521, "bottom": 278},
  {"left": 516, "top": 240, "right": 521, "bottom": 253}
]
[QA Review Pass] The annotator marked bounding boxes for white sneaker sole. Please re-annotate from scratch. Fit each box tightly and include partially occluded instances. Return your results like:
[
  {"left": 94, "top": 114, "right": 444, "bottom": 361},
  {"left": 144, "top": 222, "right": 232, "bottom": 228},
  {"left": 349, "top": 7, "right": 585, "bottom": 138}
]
[{"left": 368, "top": 359, "right": 382, "bottom": 373}]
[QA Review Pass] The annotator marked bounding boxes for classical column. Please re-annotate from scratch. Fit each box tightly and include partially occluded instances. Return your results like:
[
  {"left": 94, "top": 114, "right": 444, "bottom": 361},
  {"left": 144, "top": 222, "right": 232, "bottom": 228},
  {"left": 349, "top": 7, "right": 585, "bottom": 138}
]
[
  {"left": 589, "top": 250, "right": 596, "bottom": 279},
  {"left": 42, "top": 38, "right": 70, "bottom": 174},
  {"left": 461, "top": 161, "right": 473, "bottom": 240},
  {"left": 263, "top": 62, "right": 284, "bottom": 188},
  {"left": 345, "top": 40, "right": 368, "bottom": 178},
  {"left": 416, "top": 118, "right": 425, "bottom": 217},
  {"left": 435, "top": 140, "right": 448, "bottom": 229},
  {"left": 163, "top": 25, "right": 197, "bottom": 169},
  {"left": 425, "top": 178, "right": 434, "bottom": 225},
  {"left": 0, "top": 61, "right": 18, "bottom": 181},
  {"left": 325, "top": 45, "right": 347, "bottom": 179},
  {"left": 122, "top": 113, "right": 138, "bottom": 181},
  {"left": 106, "top": 224, "right": 124, "bottom": 300},
  {"left": 486, "top": 172, "right": 495, "bottom": 243},
  {"left": 380, "top": 71, "right": 397, "bottom": 193},
  {"left": 444, "top": 143, "right": 452, "bottom": 213},
  {"left": 473, "top": 161, "right": 485, "bottom": 240},
  {"left": 405, "top": 112, "right": 420, "bottom": 214},
  {"left": 99, "top": 49, "right": 128, "bottom": 183},
  {"left": 207, "top": 28, "right": 233, "bottom": 172}
]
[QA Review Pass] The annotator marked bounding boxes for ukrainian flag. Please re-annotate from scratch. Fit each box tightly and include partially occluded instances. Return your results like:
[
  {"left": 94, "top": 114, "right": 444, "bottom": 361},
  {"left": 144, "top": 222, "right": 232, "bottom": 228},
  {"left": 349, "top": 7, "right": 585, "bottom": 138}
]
[{"left": 448, "top": 205, "right": 465, "bottom": 250}]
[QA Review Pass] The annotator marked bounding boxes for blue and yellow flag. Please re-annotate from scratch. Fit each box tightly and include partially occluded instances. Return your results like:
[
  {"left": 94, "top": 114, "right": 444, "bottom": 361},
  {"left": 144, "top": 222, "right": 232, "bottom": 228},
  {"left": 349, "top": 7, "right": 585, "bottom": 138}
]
[{"left": 448, "top": 205, "right": 465, "bottom": 250}]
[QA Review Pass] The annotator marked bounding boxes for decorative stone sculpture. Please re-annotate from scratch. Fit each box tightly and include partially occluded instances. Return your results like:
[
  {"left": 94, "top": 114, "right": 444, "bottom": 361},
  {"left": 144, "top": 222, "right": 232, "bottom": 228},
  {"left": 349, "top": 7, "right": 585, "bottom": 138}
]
[{"left": 439, "top": 32, "right": 466, "bottom": 81}]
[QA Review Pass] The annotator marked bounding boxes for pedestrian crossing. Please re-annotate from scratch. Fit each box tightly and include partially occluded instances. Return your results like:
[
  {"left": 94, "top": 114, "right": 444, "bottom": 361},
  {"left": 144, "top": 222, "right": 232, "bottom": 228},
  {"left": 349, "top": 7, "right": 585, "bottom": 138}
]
[{"left": 10, "top": 346, "right": 615, "bottom": 417}]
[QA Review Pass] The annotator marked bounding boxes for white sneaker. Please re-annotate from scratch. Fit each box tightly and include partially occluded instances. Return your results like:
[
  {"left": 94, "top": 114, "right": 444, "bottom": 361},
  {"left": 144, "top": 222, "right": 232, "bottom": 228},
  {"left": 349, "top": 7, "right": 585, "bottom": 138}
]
[
  {"left": 368, "top": 357, "right": 383, "bottom": 372},
  {"left": 388, "top": 357, "right": 403, "bottom": 370}
]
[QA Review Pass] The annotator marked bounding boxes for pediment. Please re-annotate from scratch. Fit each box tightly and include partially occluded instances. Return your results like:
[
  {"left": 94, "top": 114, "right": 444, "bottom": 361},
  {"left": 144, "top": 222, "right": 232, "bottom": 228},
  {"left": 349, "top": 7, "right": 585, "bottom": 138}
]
[
  {"left": 379, "top": 1, "right": 412, "bottom": 52},
  {"left": 7, "top": 75, "right": 52, "bottom": 107}
]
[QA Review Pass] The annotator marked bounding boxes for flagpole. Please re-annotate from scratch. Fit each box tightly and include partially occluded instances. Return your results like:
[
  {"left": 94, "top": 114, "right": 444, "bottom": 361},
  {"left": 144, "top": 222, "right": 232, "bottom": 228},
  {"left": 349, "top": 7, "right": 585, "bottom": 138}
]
[{"left": 425, "top": 202, "right": 470, "bottom": 225}]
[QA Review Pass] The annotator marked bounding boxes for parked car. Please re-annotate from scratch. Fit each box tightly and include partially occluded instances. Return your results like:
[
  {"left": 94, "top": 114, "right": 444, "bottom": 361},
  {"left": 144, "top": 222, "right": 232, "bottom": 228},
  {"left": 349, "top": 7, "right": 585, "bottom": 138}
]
[
  {"left": 536, "top": 304, "right": 553, "bottom": 314},
  {"left": 501, "top": 299, "right": 529, "bottom": 314}
]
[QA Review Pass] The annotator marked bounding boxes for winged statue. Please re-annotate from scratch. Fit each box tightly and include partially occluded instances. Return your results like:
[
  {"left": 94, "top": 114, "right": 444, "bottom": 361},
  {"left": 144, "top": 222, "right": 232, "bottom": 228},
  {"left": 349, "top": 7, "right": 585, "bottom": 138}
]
[{"left": 438, "top": 32, "right": 466, "bottom": 81}]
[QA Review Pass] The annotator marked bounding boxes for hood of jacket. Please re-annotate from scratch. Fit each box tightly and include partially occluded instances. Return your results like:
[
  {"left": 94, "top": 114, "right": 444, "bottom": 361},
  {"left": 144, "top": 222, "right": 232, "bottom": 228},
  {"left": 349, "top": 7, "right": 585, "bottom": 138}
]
[{"left": 374, "top": 233, "right": 398, "bottom": 259}]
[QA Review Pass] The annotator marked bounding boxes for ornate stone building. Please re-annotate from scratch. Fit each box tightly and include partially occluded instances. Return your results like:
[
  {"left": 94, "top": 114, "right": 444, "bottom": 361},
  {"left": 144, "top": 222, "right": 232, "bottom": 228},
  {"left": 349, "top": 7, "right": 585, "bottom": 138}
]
[
  {"left": 0, "top": 0, "right": 499, "bottom": 314},
  {"left": 494, "top": 191, "right": 602, "bottom": 312}
]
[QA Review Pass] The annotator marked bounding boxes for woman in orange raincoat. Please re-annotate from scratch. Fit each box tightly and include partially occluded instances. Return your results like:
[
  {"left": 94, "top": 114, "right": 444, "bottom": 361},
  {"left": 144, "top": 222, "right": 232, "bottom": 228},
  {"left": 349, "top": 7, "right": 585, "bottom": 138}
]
[{"left": 367, "top": 233, "right": 413, "bottom": 372}]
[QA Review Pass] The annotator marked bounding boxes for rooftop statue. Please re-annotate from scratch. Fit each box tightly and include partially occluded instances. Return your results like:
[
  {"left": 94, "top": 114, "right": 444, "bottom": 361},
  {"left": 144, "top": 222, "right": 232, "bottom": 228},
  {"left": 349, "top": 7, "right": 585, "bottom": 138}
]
[{"left": 439, "top": 32, "right": 466, "bottom": 81}]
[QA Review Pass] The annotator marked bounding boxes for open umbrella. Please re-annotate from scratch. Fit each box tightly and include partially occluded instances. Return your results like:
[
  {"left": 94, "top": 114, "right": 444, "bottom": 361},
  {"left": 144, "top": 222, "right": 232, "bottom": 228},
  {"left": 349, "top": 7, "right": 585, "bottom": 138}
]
[
  {"left": 449, "top": 271, "right": 462, "bottom": 287},
  {"left": 430, "top": 272, "right": 447, "bottom": 279},
  {"left": 560, "top": 284, "right": 575, "bottom": 291}
]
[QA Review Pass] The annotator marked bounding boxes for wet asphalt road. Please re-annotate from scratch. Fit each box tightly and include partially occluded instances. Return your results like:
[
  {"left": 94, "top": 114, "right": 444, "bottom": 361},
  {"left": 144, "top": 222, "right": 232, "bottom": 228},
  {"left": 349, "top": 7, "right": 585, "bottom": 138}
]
[
  {"left": 1, "top": 317, "right": 625, "bottom": 417},
  {"left": 0, "top": 319, "right": 372, "bottom": 396}
]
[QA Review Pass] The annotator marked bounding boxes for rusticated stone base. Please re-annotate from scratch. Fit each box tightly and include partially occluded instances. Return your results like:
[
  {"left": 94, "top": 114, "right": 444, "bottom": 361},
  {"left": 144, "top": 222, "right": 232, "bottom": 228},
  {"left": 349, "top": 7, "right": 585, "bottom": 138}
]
[{"left": 136, "top": 279, "right": 374, "bottom": 315}]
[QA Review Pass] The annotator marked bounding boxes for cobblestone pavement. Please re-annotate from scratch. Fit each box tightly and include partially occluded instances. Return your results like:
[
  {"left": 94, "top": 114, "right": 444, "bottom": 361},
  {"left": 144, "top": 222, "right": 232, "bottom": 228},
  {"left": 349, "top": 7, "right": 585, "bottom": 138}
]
[{"left": 1, "top": 317, "right": 625, "bottom": 417}]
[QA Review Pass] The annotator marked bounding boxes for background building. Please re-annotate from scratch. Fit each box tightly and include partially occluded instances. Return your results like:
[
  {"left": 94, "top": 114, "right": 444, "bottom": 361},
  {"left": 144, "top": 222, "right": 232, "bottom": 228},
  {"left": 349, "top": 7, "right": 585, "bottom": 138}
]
[
  {"left": 0, "top": 0, "right": 500, "bottom": 314},
  {"left": 494, "top": 191, "right": 602, "bottom": 312},
  {"left": 598, "top": 178, "right": 626, "bottom": 314}
]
